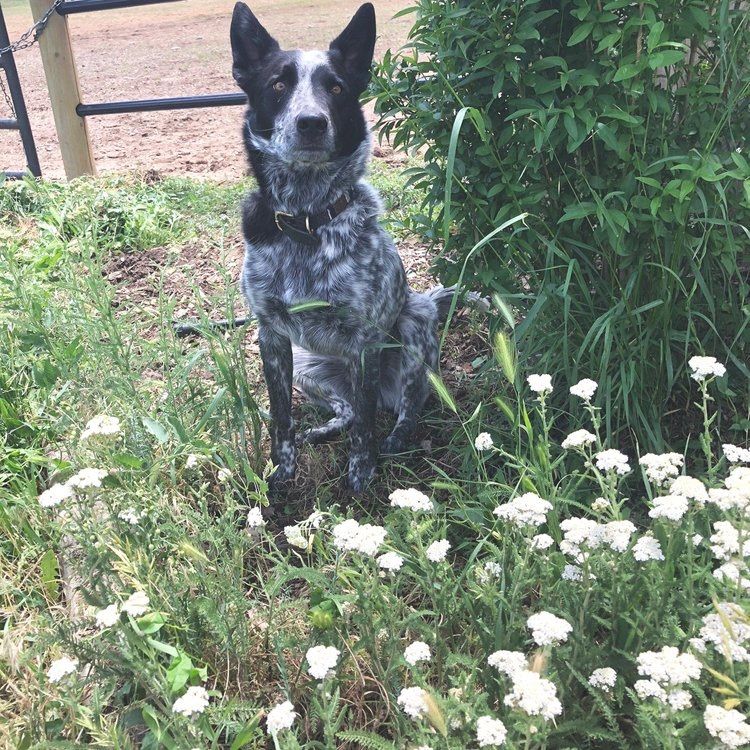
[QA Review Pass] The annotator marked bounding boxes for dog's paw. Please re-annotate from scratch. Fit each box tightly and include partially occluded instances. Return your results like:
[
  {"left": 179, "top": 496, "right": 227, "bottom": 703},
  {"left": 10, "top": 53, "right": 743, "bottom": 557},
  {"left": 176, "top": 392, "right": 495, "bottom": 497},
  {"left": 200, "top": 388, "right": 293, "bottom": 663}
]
[
  {"left": 380, "top": 433, "right": 407, "bottom": 455},
  {"left": 348, "top": 454, "right": 376, "bottom": 494},
  {"left": 267, "top": 463, "right": 296, "bottom": 498}
]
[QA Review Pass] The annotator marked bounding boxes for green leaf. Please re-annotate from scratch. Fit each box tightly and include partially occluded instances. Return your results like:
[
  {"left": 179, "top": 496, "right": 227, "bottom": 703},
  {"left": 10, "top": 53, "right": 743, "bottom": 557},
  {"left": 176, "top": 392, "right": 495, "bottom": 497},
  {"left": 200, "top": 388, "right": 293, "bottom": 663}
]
[
  {"left": 646, "top": 21, "right": 664, "bottom": 52},
  {"left": 230, "top": 715, "right": 263, "bottom": 750},
  {"left": 39, "top": 549, "right": 59, "bottom": 599},
  {"left": 142, "top": 416, "right": 169, "bottom": 444},
  {"left": 567, "top": 22, "right": 594, "bottom": 46},
  {"left": 287, "top": 300, "right": 331, "bottom": 313},
  {"left": 613, "top": 63, "right": 641, "bottom": 82},
  {"left": 135, "top": 612, "right": 167, "bottom": 635}
]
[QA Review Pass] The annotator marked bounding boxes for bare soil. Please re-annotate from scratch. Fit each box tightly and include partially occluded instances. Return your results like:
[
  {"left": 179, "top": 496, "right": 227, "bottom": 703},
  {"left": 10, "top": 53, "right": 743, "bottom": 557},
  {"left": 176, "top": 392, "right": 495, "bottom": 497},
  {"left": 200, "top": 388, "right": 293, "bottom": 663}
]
[{"left": 1, "top": 0, "right": 412, "bottom": 178}]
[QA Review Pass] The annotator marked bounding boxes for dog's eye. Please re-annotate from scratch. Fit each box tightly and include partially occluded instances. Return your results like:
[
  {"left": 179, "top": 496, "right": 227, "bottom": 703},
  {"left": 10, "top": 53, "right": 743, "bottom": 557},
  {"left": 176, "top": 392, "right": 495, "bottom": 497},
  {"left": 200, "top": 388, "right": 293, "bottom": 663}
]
[
  {"left": 330, "top": 84, "right": 342, "bottom": 95},
  {"left": 273, "top": 81, "right": 286, "bottom": 93}
]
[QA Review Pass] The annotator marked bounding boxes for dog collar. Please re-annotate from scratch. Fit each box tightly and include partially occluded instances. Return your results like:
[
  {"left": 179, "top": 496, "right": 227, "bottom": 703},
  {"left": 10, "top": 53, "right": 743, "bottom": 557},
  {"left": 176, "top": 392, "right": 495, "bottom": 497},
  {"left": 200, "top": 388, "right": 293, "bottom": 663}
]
[{"left": 273, "top": 192, "right": 352, "bottom": 246}]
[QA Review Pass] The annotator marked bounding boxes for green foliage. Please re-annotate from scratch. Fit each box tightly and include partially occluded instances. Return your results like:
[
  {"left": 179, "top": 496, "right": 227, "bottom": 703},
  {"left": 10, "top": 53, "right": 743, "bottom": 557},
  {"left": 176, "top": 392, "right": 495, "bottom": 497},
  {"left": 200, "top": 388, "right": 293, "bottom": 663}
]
[{"left": 373, "top": 0, "right": 750, "bottom": 445}]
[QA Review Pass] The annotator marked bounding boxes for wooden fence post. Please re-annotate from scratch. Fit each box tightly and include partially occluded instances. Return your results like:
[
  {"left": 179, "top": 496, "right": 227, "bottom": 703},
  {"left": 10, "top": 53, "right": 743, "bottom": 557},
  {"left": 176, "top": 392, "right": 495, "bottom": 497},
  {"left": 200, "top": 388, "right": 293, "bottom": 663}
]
[{"left": 29, "top": 0, "right": 95, "bottom": 178}]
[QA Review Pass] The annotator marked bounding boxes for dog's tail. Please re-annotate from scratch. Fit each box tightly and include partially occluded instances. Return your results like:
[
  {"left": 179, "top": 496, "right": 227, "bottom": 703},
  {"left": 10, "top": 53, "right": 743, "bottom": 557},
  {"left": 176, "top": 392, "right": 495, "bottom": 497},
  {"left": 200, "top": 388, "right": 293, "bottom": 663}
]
[{"left": 426, "top": 284, "right": 490, "bottom": 322}]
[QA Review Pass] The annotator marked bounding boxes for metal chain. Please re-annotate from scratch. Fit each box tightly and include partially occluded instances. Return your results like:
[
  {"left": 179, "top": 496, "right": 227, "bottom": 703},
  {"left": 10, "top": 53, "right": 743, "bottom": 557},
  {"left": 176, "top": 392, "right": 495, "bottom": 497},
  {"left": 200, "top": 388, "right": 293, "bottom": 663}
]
[
  {"left": 0, "top": 0, "right": 64, "bottom": 58},
  {"left": 0, "top": 73, "right": 15, "bottom": 117}
]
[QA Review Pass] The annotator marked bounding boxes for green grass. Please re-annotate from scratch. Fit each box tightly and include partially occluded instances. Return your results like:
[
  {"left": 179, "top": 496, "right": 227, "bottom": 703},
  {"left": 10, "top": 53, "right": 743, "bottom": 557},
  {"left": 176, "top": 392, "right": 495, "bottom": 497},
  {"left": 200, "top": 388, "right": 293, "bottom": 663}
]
[{"left": 1, "top": 169, "right": 749, "bottom": 749}]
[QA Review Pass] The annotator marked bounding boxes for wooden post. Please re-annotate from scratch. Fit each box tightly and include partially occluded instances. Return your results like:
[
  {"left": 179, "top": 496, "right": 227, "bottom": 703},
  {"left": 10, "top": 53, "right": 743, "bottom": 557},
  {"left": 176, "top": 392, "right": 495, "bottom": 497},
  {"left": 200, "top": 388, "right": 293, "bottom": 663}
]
[{"left": 29, "top": 0, "right": 95, "bottom": 178}]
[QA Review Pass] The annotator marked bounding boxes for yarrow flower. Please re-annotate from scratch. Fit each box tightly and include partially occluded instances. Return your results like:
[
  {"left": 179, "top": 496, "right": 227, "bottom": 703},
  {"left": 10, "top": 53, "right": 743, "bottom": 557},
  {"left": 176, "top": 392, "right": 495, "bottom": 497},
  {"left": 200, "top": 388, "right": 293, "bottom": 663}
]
[
  {"left": 636, "top": 646, "right": 701, "bottom": 691},
  {"left": 397, "top": 686, "right": 428, "bottom": 719},
  {"left": 404, "top": 641, "right": 431, "bottom": 666},
  {"left": 688, "top": 355, "right": 726, "bottom": 381},
  {"left": 561, "top": 429, "right": 596, "bottom": 450},
  {"left": 595, "top": 449, "right": 631, "bottom": 475},
  {"left": 388, "top": 487, "right": 434, "bottom": 512},
  {"left": 648, "top": 494, "right": 690, "bottom": 523},
  {"left": 95, "top": 603, "right": 120, "bottom": 628},
  {"left": 332, "top": 519, "right": 387, "bottom": 556},
  {"left": 591, "top": 497, "right": 609, "bottom": 513},
  {"left": 504, "top": 670, "right": 562, "bottom": 720},
  {"left": 67, "top": 467, "right": 108, "bottom": 489},
  {"left": 589, "top": 667, "right": 617, "bottom": 692},
  {"left": 118, "top": 507, "right": 144, "bottom": 525},
  {"left": 488, "top": 650, "right": 527, "bottom": 678},
  {"left": 570, "top": 378, "right": 598, "bottom": 401},
  {"left": 562, "top": 563, "right": 583, "bottom": 581},
  {"left": 305, "top": 645, "right": 340, "bottom": 680},
  {"left": 633, "top": 535, "right": 665, "bottom": 562},
  {"left": 47, "top": 656, "right": 78, "bottom": 683},
  {"left": 284, "top": 525, "right": 308, "bottom": 549},
  {"left": 704, "top": 705, "right": 750, "bottom": 748},
  {"left": 474, "top": 432, "right": 494, "bottom": 451},
  {"left": 266, "top": 700, "right": 296, "bottom": 735},
  {"left": 246, "top": 507, "right": 266, "bottom": 529},
  {"left": 700, "top": 603, "right": 750, "bottom": 663},
  {"left": 172, "top": 686, "right": 210, "bottom": 718},
  {"left": 122, "top": 591, "right": 150, "bottom": 617},
  {"left": 377, "top": 551, "right": 404, "bottom": 572},
  {"left": 477, "top": 560, "right": 503, "bottom": 583},
  {"left": 669, "top": 475, "right": 708, "bottom": 505},
  {"left": 639, "top": 453, "right": 684, "bottom": 485},
  {"left": 425, "top": 539, "right": 451, "bottom": 563},
  {"left": 217, "top": 467, "right": 232, "bottom": 483},
  {"left": 80, "top": 414, "right": 121, "bottom": 442},
  {"left": 527, "top": 373, "right": 553, "bottom": 395},
  {"left": 710, "top": 521, "right": 748, "bottom": 561},
  {"left": 494, "top": 493, "right": 552, "bottom": 528},
  {"left": 724, "top": 444, "right": 750, "bottom": 464},
  {"left": 476, "top": 715, "right": 507, "bottom": 747},
  {"left": 185, "top": 453, "right": 202, "bottom": 470},
  {"left": 527, "top": 611, "right": 573, "bottom": 646},
  {"left": 39, "top": 483, "right": 74, "bottom": 508},
  {"left": 531, "top": 533, "right": 554, "bottom": 551}
]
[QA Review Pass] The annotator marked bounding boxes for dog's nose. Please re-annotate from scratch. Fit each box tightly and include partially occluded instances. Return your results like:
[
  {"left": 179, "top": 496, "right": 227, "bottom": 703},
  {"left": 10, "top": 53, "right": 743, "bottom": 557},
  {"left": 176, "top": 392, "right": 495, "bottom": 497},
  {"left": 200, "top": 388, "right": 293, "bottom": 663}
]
[{"left": 296, "top": 114, "right": 328, "bottom": 135}]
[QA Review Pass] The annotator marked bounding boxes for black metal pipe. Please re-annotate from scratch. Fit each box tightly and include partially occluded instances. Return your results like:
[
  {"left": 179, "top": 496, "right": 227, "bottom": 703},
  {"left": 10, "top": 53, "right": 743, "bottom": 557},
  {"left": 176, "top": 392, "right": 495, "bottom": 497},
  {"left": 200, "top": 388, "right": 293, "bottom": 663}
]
[
  {"left": 58, "top": 0, "right": 182, "bottom": 14},
  {"left": 0, "top": 8, "right": 41, "bottom": 177},
  {"left": 76, "top": 92, "right": 246, "bottom": 116},
  {"left": 0, "top": 118, "right": 19, "bottom": 130}
]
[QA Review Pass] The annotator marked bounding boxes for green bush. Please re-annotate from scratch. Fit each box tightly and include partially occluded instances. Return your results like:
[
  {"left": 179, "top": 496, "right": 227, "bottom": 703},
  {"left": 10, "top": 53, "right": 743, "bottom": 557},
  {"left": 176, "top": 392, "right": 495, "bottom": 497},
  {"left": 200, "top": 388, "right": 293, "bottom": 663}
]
[{"left": 373, "top": 0, "right": 750, "bottom": 445}]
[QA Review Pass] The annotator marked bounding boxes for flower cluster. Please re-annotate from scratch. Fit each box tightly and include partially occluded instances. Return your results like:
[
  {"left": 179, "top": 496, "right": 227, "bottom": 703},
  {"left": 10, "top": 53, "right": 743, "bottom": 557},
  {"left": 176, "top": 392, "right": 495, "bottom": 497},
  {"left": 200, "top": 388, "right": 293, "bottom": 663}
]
[
  {"left": 594, "top": 449, "right": 631, "bottom": 475},
  {"left": 704, "top": 705, "right": 750, "bottom": 748},
  {"left": 526, "top": 611, "right": 573, "bottom": 646},
  {"left": 404, "top": 641, "right": 431, "bottom": 666},
  {"left": 561, "top": 429, "right": 596, "bottom": 450},
  {"left": 639, "top": 452, "right": 684, "bottom": 485},
  {"left": 493, "top": 493, "right": 552, "bottom": 528},
  {"left": 474, "top": 432, "right": 494, "bottom": 451},
  {"left": 504, "top": 669, "right": 562, "bottom": 720},
  {"left": 632, "top": 535, "right": 665, "bottom": 562},
  {"left": 570, "top": 378, "right": 598, "bottom": 401},
  {"left": 332, "top": 519, "right": 387, "bottom": 557},
  {"left": 476, "top": 716, "right": 507, "bottom": 747},
  {"left": 397, "top": 686, "right": 428, "bottom": 719},
  {"left": 723, "top": 443, "right": 750, "bottom": 464},
  {"left": 172, "top": 686, "right": 210, "bottom": 718},
  {"left": 588, "top": 667, "right": 617, "bottom": 692},
  {"left": 80, "top": 414, "right": 122, "bottom": 442},
  {"left": 389, "top": 487, "right": 434, "bottom": 512},
  {"left": 527, "top": 373, "right": 553, "bottom": 395},
  {"left": 305, "top": 645, "right": 340, "bottom": 680},
  {"left": 688, "top": 355, "right": 726, "bottom": 381},
  {"left": 39, "top": 468, "right": 109, "bottom": 508},
  {"left": 266, "top": 700, "right": 296, "bottom": 735},
  {"left": 634, "top": 646, "right": 701, "bottom": 709}
]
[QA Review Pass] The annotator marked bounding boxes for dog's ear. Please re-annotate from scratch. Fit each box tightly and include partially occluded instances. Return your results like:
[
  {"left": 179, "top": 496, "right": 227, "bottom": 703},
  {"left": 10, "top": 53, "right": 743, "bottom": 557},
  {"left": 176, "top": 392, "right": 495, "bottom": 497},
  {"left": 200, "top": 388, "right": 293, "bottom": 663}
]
[
  {"left": 329, "top": 3, "right": 376, "bottom": 93},
  {"left": 230, "top": 3, "right": 280, "bottom": 92}
]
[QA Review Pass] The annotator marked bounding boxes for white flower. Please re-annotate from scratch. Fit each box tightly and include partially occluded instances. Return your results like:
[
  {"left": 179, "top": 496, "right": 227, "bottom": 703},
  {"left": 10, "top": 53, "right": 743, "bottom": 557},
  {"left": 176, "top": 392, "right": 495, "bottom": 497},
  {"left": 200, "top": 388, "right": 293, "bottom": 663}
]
[
  {"left": 595, "top": 449, "right": 630, "bottom": 475},
  {"left": 700, "top": 604, "right": 750, "bottom": 663},
  {"left": 81, "top": 414, "right": 121, "bottom": 442},
  {"left": 477, "top": 560, "right": 503, "bottom": 583},
  {"left": 95, "top": 603, "right": 120, "bottom": 628},
  {"left": 332, "top": 520, "right": 387, "bottom": 556},
  {"left": 667, "top": 689, "right": 692, "bottom": 711},
  {"left": 562, "top": 564, "right": 583, "bottom": 581},
  {"left": 488, "top": 650, "right": 527, "bottom": 678},
  {"left": 67, "top": 468, "right": 108, "bottom": 489},
  {"left": 397, "top": 686, "right": 428, "bottom": 719},
  {"left": 389, "top": 488, "right": 434, "bottom": 512},
  {"left": 306, "top": 645, "right": 340, "bottom": 680},
  {"left": 639, "top": 453, "right": 684, "bottom": 485},
  {"left": 185, "top": 454, "right": 201, "bottom": 469},
  {"left": 266, "top": 700, "right": 296, "bottom": 735},
  {"left": 634, "top": 679, "right": 667, "bottom": 701},
  {"left": 591, "top": 497, "right": 609, "bottom": 512},
  {"left": 704, "top": 705, "right": 750, "bottom": 748},
  {"left": 669, "top": 475, "right": 708, "bottom": 504},
  {"left": 504, "top": 670, "right": 562, "bottom": 719},
  {"left": 172, "top": 686, "right": 210, "bottom": 718},
  {"left": 602, "top": 520, "right": 637, "bottom": 552},
  {"left": 689, "top": 638, "right": 707, "bottom": 654},
  {"left": 217, "top": 467, "right": 232, "bottom": 483},
  {"left": 39, "top": 483, "right": 74, "bottom": 508},
  {"left": 648, "top": 494, "right": 689, "bottom": 522},
  {"left": 726, "top": 466, "right": 750, "bottom": 496},
  {"left": 284, "top": 525, "right": 308, "bottom": 549},
  {"left": 710, "top": 521, "right": 748, "bottom": 560},
  {"left": 475, "top": 432, "right": 494, "bottom": 451},
  {"left": 122, "top": 591, "right": 150, "bottom": 617},
  {"left": 688, "top": 355, "right": 726, "bottom": 381},
  {"left": 633, "top": 535, "right": 664, "bottom": 562},
  {"left": 404, "top": 641, "right": 431, "bottom": 666},
  {"left": 306, "top": 510, "right": 324, "bottom": 528},
  {"left": 561, "top": 429, "right": 596, "bottom": 450},
  {"left": 636, "top": 646, "right": 701, "bottom": 687},
  {"left": 47, "top": 656, "right": 78, "bottom": 683},
  {"left": 118, "top": 507, "right": 144, "bottom": 525},
  {"left": 527, "top": 373, "right": 553, "bottom": 395},
  {"left": 377, "top": 551, "right": 404, "bottom": 572},
  {"left": 570, "top": 378, "right": 598, "bottom": 401},
  {"left": 713, "top": 562, "right": 750, "bottom": 589},
  {"left": 531, "top": 533, "right": 554, "bottom": 550},
  {"left": 425, "top": 539, "right": 451, "bottom": 563},
  {"left": 494, "top": 492, "right": 552, "bottom": 528},
  {"left": 589, "top": 667, "right": 617, "bottom": 691},
  {"left": 527, "top": 611, "right": 573, "bottom": 646},
  {"left": 476, "top": 715, "right": 507, "bottom": 746},
  {"left": 247, "top": 507, "right": 266, "bottom": 528},
  {"left": 692, "top": 534, "right": 703, "bottom": 546},
  {"left": 724, "top": 444, "right": 750, "bottom": 464}
]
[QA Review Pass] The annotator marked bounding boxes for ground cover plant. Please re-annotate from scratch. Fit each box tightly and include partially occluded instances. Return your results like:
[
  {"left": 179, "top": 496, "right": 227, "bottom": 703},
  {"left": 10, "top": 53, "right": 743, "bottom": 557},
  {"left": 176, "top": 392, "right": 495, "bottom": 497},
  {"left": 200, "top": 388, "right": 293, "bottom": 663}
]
[
  {"left": 372, "top": 0, "right": 750, "bottom": 446},
  {"left": 2, "top": 170, "right": 750, "bottom": 749}
]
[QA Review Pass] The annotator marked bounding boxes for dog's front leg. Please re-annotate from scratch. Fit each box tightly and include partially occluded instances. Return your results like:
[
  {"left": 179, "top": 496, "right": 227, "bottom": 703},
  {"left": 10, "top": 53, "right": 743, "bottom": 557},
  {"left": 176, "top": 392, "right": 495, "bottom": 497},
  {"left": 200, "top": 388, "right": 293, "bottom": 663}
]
[
  {"left": 348, "top": 346, "right": 380, "bottom": 493},
  {"left": 258, "top": 324, "right": 296, "bottom": 494}
]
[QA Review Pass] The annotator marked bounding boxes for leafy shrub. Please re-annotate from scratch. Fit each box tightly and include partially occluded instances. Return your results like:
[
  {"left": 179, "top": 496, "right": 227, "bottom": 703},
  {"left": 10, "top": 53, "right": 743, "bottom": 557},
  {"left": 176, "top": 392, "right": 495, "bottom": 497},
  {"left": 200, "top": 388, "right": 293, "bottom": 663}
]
[{"left": 373, "top": 0, "right": 750, "bottom": 445}]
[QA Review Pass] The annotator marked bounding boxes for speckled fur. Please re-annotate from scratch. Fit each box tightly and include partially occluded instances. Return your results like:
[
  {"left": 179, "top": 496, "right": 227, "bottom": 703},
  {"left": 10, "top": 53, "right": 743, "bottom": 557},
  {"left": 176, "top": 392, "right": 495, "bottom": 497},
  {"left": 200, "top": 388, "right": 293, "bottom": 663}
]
[{"left": 230, "top": 2, "right": 455, "bottom": 493}]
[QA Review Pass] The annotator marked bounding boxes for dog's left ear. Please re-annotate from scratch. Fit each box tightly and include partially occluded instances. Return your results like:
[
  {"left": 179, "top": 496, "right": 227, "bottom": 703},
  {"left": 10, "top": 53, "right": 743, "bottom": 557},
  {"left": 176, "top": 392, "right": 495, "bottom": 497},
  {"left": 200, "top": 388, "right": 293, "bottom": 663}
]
[{"left": 329, "top": 3, "right": 376, "bottom": 93}]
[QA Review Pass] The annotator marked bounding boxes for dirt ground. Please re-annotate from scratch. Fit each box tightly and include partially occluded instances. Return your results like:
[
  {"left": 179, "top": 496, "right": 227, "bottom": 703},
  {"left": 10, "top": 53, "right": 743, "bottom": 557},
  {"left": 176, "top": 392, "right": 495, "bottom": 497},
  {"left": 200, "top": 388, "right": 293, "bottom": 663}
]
[{"left": 1, "top": 0, "right": 412, "bottom": 178}]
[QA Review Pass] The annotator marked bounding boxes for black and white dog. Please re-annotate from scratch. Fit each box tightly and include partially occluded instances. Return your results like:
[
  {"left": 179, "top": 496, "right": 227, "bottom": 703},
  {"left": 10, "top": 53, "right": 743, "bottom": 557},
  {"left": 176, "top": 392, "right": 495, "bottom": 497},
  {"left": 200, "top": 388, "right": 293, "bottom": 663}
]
[{"left": 230, "top": 2, "right": 455, "bottom": 493}]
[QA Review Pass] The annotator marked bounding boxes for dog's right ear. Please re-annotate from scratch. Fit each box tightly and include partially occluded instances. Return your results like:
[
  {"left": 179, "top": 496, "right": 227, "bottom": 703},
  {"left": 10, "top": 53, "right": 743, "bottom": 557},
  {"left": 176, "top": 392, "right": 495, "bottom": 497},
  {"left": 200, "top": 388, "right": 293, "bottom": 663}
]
[{"left": 230, "top": 3, "right": 279, "bottom": 93}]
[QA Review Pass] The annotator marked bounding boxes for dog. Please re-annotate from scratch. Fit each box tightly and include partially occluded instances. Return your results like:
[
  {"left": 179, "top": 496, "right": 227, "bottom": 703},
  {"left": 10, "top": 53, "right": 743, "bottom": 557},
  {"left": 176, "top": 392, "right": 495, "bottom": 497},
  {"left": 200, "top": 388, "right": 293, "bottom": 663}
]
[{"left": 230, "top": 2, "right": 456, "bottom": 493}]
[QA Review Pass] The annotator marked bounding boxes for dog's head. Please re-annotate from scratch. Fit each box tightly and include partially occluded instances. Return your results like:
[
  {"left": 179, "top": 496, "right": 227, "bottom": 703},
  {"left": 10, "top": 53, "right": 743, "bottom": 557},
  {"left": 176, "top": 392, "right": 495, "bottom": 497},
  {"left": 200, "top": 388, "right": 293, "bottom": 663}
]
[{"left": 230, "top": 2, "right": 375, "bottom": 167}]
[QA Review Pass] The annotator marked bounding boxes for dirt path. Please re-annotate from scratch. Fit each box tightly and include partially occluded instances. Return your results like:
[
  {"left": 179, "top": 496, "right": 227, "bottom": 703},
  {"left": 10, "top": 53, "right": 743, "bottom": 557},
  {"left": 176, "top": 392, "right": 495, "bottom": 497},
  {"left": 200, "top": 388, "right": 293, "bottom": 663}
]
[{"left": 1, "top": 0, "right": 412, "bottom": 178}]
